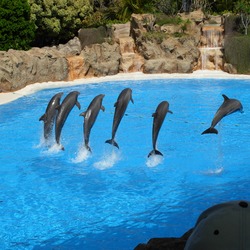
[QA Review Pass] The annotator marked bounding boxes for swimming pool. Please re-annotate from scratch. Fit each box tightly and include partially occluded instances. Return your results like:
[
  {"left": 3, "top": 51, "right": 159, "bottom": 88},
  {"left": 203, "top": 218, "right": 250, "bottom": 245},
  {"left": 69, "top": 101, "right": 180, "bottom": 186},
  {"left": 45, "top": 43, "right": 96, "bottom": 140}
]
[{"left": 0, "top": 77, "right": 250, "bottom": 249}]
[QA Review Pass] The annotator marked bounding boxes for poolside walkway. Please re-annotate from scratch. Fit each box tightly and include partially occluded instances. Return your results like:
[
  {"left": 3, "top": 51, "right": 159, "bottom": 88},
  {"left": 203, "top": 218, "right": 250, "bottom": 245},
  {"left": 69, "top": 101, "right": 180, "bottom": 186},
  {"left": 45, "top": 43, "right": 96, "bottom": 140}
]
[{"left": 1, "top": 70, "right": 250, "bottom": 105}]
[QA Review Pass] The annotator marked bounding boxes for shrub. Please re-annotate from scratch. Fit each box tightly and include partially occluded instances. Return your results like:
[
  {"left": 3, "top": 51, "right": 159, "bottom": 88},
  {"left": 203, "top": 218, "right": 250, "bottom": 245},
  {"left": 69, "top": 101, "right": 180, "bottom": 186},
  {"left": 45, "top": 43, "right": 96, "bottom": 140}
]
[
  {"left": 224, "top": 35, "right": 250, "bottom": 74},
  {"left": 141, "top": 31, "right": 167, "bottom": 43},
  {"left": 29, "top": 0, "right": 92, "bottom": 47},
  {"left": 0, "top": 0, "right": 35, "bottom": 51},
  {"left": 155, "top": 14, "right": 183, "bottom": 26}
]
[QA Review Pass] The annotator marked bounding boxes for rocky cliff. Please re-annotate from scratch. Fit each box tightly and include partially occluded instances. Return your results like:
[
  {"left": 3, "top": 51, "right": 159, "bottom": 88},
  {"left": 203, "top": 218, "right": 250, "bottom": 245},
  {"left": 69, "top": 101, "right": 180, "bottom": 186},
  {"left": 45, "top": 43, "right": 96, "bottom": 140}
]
[{"left": 0, "top": 10, "right": 211, "bottom": 92}]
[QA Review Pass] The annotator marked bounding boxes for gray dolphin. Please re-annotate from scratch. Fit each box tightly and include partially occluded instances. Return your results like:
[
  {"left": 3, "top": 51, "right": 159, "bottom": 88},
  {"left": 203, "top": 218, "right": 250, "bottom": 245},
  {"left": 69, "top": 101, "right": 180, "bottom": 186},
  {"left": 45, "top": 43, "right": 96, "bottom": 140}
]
[
  {"left": 105, "top": 88, "right": 134, "bottom": 149},
  {"left": 55, "top": 91, "right": 81, "bottom": 150},
  {"left": 201, "top": 94, "right": 243, "bottom": 135},
  {"left": 39, "top": 92, "right": 63, "bottom": 140},
  {"left": 148, "top": 101, "right": 173, "bottom": 158},
  {"left": 80, "top": 94, "right": 105, "bottom": 152}
]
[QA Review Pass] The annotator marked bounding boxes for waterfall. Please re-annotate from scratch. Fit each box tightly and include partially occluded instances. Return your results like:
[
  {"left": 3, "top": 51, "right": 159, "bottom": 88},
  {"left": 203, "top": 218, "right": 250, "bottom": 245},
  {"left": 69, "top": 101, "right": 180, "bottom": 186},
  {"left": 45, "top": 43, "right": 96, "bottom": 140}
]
[{"left": 198, "top": 25, "right": 224, "bottom": 70}]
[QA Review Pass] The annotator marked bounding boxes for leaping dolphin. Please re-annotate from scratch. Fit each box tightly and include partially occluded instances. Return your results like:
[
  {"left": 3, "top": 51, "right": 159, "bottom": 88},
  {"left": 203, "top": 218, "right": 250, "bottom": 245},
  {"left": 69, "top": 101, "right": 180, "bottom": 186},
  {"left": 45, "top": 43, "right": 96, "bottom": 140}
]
[
  {"left": 80, "top": 94, "right": 105, "bottom": 152},
  {"left": 39, "top": 92, "right": 63, "bottom": 140},
  {"left": 105, "top": 88, "right": 134, "bottom": 149},
  {"left": 55, "top": 91, "right": 81, "bottom": 150},
  {"left": 201, "top": 94, "right": 243, "bottom": 135},
  {"left": 148, "top": 101, "right": 173, "bottom": 158}
]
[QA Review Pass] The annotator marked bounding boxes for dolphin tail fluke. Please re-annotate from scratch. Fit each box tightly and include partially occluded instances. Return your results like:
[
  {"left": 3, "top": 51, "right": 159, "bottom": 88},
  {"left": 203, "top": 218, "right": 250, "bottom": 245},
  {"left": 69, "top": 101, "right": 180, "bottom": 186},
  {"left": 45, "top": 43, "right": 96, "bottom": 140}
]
[
  {"left": 201, "top": 127, "right": 218, "bottom": 135},
  {"left": 105, "top": 139, "right": 119, "bottom": 149},
  {"left": 148, "top": 149, "right": 163, "bottom": 158},
  {"left": 85, "top": 144, "right": 92, "bottom": 153}
]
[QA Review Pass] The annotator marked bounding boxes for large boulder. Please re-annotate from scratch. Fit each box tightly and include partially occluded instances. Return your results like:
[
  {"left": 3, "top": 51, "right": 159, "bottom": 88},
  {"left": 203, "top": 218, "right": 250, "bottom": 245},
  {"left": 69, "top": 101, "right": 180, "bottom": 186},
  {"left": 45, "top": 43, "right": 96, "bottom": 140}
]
[
  {"left": 0, "top": 48, "right": 68, "bottom": 91},
  {"left": 81, "top": 42, "right": 121, "bottom": 77},
  {"left": 110, "top": 22, "right": 131, "bottom": 42},
  {"left": 78, "top": 26, "right": 109, "bottom": 49},
  {"left": 0, "top": 37, "right": 81, "bottom": 92},
  {"left": 139, "top": 35, "right": 199, "bottom": 74}
]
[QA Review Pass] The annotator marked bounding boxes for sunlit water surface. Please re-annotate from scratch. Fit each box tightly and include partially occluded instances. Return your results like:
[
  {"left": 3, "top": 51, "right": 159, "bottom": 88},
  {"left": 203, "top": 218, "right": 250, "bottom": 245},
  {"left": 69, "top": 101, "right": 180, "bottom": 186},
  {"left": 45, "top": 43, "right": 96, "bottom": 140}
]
[{"left": 0, "top": 78, "right": 250, "bottom": 249}]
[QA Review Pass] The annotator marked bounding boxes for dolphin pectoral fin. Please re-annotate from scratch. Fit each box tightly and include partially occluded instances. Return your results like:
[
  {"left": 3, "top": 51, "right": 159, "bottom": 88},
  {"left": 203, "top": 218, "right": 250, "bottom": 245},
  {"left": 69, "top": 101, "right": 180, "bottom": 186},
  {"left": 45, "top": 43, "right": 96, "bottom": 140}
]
[
  {"left": 105, "top": 139, "right": 119, "bottom": 149},
  {"left": 148, "top": 149, "right": 163, "bottom": 158},
  {"left": 131, "top": 97, "right": 134, "bottom": 104},
  {"left": 39, "top": 114, "right": 46, "bottom": 121},
  {"left": 79, "top": 111, "right": 86, "bottom": 117},
  {"left": 114, "top": 101, "right": 118, "bottom": 107},
  {"left": 76, "top": 101, "right": 81, "bottom": 110},
  {"left": 101, "top": 105, "right": 105, "bottom": 112},
  {"left": 201, "top": 127, "right": 218, "bottom": 135},
  {"left": 56, "top": 104, "right": 61, "bottom": 110},
  {"left": 168, "top": 110, "right": 173, "bottom": 114}
]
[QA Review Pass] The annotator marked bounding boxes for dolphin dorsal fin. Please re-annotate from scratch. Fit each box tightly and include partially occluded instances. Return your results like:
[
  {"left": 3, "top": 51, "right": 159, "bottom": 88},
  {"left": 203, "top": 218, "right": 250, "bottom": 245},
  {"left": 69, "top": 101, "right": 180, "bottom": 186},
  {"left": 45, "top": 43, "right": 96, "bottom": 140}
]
[{"left": 222, "top": 94, "right": 230, "bottom": 101}]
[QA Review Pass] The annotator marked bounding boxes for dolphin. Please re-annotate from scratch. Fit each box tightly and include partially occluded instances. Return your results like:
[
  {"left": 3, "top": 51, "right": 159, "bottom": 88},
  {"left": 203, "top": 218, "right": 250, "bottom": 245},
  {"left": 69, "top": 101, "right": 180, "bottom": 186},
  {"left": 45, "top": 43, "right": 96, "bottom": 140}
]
[
  {"left": 105, "top": 88, "right": 134, "bottom": 149},
  {"left": 148, "top": 101, "right": 173, "bottom": 158},
  {"left": 80, "top": 94, "right": 105, "bottom": 152},
  {"left": 201, "top": 94, "right": 243, "bottom": 135},
  {"left": 39, "top": 92, "right": 63, "bottom": 140},
  {"left": 55, "top": 91, "right": 81, "bottom": 149}
]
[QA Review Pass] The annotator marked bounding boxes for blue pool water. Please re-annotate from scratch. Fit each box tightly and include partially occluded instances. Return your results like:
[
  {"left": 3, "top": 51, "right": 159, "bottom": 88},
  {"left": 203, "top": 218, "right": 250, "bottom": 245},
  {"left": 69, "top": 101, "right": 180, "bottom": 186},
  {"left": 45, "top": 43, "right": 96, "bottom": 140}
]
[{"left": 0, "top": 78, "right": 250, "bottom": 249}]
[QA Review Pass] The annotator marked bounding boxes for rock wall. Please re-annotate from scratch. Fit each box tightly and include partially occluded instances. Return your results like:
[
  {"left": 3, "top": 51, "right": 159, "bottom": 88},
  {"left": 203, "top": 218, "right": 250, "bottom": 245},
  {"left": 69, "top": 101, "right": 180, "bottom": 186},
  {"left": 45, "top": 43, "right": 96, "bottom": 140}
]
[{"left": 0, "top": 10, "right": 216, "bottom": 92}]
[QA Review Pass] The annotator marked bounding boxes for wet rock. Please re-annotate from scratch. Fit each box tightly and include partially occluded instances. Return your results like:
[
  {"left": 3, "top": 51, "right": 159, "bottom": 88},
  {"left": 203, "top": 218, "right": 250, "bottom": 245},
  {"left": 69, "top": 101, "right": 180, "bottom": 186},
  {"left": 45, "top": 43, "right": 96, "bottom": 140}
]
[{"left": 134, "top": 229, "right": 193, "bottom": 250}]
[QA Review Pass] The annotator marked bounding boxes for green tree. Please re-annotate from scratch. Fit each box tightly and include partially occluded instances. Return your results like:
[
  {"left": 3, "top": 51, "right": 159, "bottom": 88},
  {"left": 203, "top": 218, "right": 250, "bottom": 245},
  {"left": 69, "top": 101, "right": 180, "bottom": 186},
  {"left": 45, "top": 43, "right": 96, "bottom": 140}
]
[
  {"left": 234, "top": 0, "right": 250, "bottom": 35},
  {"left": 29, "top": 0, "right": 92, "bottom": 47},
  {"left": 210, "top": 0, "right": 235, "bottom": 13},
  {"left": 110, "top": 0, "right": 156, "bottom": 22},
  {"left": 0, "top": 0, "right": 35, "bottom": 51},
  {"left": 155, "top": 0, "right": 180, "bottom": 15}
]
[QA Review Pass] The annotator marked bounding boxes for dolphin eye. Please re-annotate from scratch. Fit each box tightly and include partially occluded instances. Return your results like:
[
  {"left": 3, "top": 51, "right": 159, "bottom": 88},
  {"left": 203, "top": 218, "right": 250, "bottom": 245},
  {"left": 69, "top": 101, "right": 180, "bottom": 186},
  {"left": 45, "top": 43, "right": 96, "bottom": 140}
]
[{"left": 214, "top": 229, "right": 219, "bottom": 235}]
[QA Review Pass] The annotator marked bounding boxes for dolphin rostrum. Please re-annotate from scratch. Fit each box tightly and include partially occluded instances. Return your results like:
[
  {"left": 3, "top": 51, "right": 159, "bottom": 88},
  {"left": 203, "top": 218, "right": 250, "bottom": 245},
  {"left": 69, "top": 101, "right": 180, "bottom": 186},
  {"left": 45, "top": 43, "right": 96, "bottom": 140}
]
[
  {"left": 201, "top": 94, "right": 243, "bottom": 135},
  {"left": 80, "top": 94, "right": 105, "bottom": 152},
  {"left": 105, "top": 88, "right": 134, "bottom": 149},
  {"left": 148, "top": 101, "right": 173, "bottom": 158},
  {"left": 55, "top": 91, "right": 81, "bottom": 150},
  {"left": 39, "top": 92, "right": 63, "bottom": 140}
]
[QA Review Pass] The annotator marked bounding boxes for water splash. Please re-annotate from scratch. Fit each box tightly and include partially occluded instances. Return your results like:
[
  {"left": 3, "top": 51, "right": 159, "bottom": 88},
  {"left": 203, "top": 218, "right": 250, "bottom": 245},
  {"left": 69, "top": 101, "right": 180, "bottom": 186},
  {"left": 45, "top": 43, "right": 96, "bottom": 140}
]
[
  {"left": 39, "top": 143, "right": 63, "bottom": 155},
  {"left": 71, "top": 144, "right": 91, "bottom": 163},
  {"left": 202, "top": 167, "right": 224, "bottom": 176},
  {"left": 94, "top": 149, "right": 121, "bottom": 170},
  {"left": 35, "top": 133, "right": 55, "bottom": 149},
  {"left": 146, "top": 155, "right": 163, "bottom": 168}
]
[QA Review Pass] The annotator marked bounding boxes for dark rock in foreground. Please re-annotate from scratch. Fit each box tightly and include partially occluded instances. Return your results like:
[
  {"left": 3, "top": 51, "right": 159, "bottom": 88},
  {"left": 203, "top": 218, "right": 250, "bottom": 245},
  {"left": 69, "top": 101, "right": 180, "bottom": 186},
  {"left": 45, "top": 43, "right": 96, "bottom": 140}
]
[{"left": 134, "top": 229, "right": 193, "bottom": 250}]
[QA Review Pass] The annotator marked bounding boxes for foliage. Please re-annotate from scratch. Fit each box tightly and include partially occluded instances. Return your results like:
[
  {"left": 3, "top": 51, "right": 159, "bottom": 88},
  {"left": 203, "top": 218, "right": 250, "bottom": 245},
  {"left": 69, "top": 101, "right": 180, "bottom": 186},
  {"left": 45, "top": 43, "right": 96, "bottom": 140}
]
[
  {"left": 0, "top": 0, "right": 35, "bottom": 51},
  {"left": 97, "top": 0, "right": 156, "bottom": 23},
  {"left": 234, "top": 0, "right": 250, "bottom": 35},
  {"left": 224, "top": 14, "right": 242, "bottom": 35},
  {"left": 155, "top": 0, "right": 180, "bottom": 15},
  {"left": 141, "top": 30, "right": 167, "bottom": 43},
  {"left": 29, "top": 0, "right": 92, "bottom": 47},
  {"left": 155, "top": 13, "right": 183, "bottom": 26},
  {"left": 224, "top": 35, "right": 250, "bottom": 73},
  {"left": 210, "top": 0, "right": 235, "bottom": 13}
]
